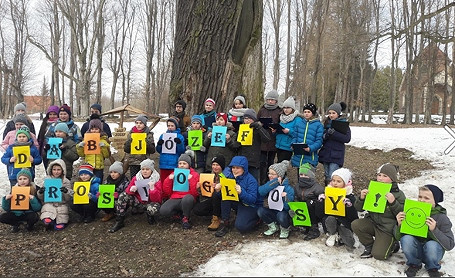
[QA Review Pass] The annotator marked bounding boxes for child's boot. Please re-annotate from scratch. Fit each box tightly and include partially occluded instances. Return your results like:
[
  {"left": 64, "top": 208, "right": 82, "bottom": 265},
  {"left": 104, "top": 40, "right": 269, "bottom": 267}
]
[
  {"left": 360, "top": 244, "right": 373, "bottom": 258},
  {"left": 147, "top": 214, "right": 156, "bottom": 225},
  {"left": 109, "top": 216, "right": 125, "bottom": 233},
  {"left": 264, "top": 222, "right": 279, "bottom": 236},
  {"left": 279, "top": 226, "right": 290, "bottom": 239},
  {"left": 304, "top": 225, "right": 320, "bottom": 240},
  {"left": 215, "top": 220, "right": 230, "bottom": 237},
  {"left": 207, "top": 215, "right": 221, "bottom": 231}
]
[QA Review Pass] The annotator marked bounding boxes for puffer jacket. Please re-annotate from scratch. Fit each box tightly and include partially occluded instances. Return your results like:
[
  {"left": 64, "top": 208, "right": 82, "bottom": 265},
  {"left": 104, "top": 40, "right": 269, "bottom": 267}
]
[
  {"left": 45, "top": 119, "right": 81, "bottom": 143},
  {"left": 1, "top": 139, "right": 42, "bottom": 180},
  {"left": 162, "top": 167, "right": 199, "bottom": 200},
  {"left": 291, "top": 116, "right": 323, "bottom": 167},
  {"left": 125, "top": 169, "right": 162, "bottom": 204},
  {"left": 318, "top": 117, "right": 351, "bottom": 167},
  {"left": 37, "top": 159, "right": 72, "bottom": 224},
  {"left": 275, "top": 113, "right": 302, "bottom": 152},
  {"left": 76, "top": 134, "right": 111, "bottom": 170},
  {"left": 156, "top": 129, "right": 185, "bottom": 170},
  {"left": 73, "top": 176, "right": 101, "bottom": 203},
  {"left": 124, "top": 126, "right": 156, "bottom": 165},
  {"left": 2, "top": 129, "right": 40, "bottom": 151},
  {"left": 293, "top": 176, "right": 324, "bottom": 202}
]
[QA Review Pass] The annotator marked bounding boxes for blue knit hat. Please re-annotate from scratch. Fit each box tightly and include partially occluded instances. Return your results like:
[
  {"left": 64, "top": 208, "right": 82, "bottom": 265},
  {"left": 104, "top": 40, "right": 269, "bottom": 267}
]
[
  {"left": 55, "top": 123, "right": 69, "bottom": 134},
  {"left": 17, "top": 168, "right": 32, "bottom": 180}
]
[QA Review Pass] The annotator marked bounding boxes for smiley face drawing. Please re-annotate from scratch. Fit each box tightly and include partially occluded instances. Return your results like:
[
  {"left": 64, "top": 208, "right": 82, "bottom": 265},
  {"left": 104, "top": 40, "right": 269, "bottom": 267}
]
[{"left": 404, "top": 207, "right": 428, "bottom": 229}]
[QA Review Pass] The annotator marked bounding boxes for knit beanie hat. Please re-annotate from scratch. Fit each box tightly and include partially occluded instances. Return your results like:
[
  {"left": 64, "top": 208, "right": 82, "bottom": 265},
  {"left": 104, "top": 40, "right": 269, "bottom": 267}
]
[
  {"left": 191, "top": 115, "right": 204, "bottom": 125},
  {"left": 269, "top": 160, "right": 290, "bottom": 178},
  {"left": 79, "top": 164, "right": 94, "bottom": 177},
  {"left": 135, "top": 114, "right": 148, "bottom": 125},
  {"left": 216, "top": 112, "right": 228, "bottom": 123},
  {"left": 175, "top": 100, "right": 187, "bottom": 110},
  {"left": 377, "top": 163, "right": 399, "bottom": 183},
  {"left": 178, "top": 154, "right": 192, "bottom": 166},
  {"left": 299, "top": 163, "right": 315, "bottom": 179},
  {"left": 140, "top": 159, "right": 155, "bottom": 170},
  {"left": 331, "top": 168, "right": 352, "bottom": 186},
  {"left": 13, "top": 114, "right": 28, "bottom": 124},
  {"left": 89, "top": 119, "right": 103, "bottom": 131},
  {"left": 55, "top": 122, "right": 69, "bottom": 134},
  {"left": 211, "top": 155, "right": 226, "bottom": 169},
  {"left": 90, "top": 103, "right": 102, "bottom": 113},
  {"left": 327, "top": 102, "right": 347, "bottom": 116},
  {"left": 59, "top": 104, "right": 72, "bottom": 116},
  {"left": 17, "top": 168, "right": 32, "bottom": 180},
  {"left": 234, "top": 95, "right": 246, "bottom": 105},
  {"left": 14, "top": 102, "right": 26, "bottom": 112},
  {"left": 243, "top": 109, "right": 257, "bottom": 121},
  {"left": 303, "top": 103, "right": 317, "bottom": 115},
  {"left": 265, "top": 89, "right": 279, "bottom": 101},
  {"left": 16, "top": 126, "right": 31, "bottom": 139},
  {"left": 205, "top": 98, "right": 216, "bottom": 106},
  {"left": 424, "top": 184, "right": 443, "bottom": 204},
  {"left": 282, "top": 96, "right": 296, "bottom": 110},
  {"left": 109, "top": 161, "right": 124, "bottom": 175},
  {"left": 47, "top": 105, "right": 60, "bottom": 116},
  {"left": 167, "top": 116, "right": 179, "bottom": 127}
]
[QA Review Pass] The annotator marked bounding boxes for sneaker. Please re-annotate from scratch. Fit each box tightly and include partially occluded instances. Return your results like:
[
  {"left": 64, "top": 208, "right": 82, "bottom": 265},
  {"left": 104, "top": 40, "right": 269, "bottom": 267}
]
[
  {"left": 360, "top": 245, "right": 373, "bottom": 258},
  {"left": 427, "top": 269, "right": 441, "bottom": 278},
  {"left": 182, "top": 216, "right": 192, "bottom": 229},
  {"left": 172, "top": 213, "right": 183, "bottom": 222},
  {"left": 325, "top": 233, "right": 338, "bottom": 247},
  {"left": 101, "top": 213, "right": 115, "bottom": 222},
  {"left": 279, "top": 226, "right": 290, "bottom": 239},
  {"left": 404, "top": 265, "right": 421, "bottom": 277},
  {"left": 11, "top": 225, "right": 19, "bottom": 233},
  {"left": 215, "top": 222, "right": 230, "bottom": 237},
  {"left": 264, "top": 222, "right": 279, "bottom": 236}
]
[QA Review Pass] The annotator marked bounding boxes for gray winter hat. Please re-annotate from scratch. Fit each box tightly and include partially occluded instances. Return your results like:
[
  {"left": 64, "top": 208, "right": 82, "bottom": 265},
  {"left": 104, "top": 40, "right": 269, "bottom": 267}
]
[
  {"left": 178, "top": 154, "right": 192, "bottom": 166},
  {"left": 299, "top": 163, "right": 316, "bottom": 179},
  {"left": 282, "top": 96, "right": 296, "bottom": 110},
  {"left": 377, "top": 163, "right": 399, "bottom": 182},
  {"left": 328, "top": 103, "right": 342, "bottom": 115},
  {"left": 13, "top": 114, "right": 28, "bottom": 124},
  {"left": 234, "top": 95, "right": 246, "bottom": 105},
  {"left": 265, "top": 89, "right": 279, "bottom": 101},
  {"left": 140, "top": 159, "right": 155, "bottom": 170},
  {"left": 269, "top": 160, "right": 290, "bottom": 178},
  {"left": 243, "top": 109, "right": 257, "bottom": 121},
  {"left": 14, "top": 102, "right": 26, "bottom": 112},
  {"left": 135, "top": 114, "right": 148, "bottom": 125},
  {"left": 109, "top": 161, "right": 124, "bottom": 175}
]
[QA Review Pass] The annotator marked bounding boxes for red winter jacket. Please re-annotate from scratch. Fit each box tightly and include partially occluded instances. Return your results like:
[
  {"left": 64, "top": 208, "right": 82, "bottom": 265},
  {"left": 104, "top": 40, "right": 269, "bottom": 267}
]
[
  {"left": 125, "top": 175, "right": 163, "bottom": 204},
  {"left": 162, "top": 167, "right": 199, "bottom": 200}
]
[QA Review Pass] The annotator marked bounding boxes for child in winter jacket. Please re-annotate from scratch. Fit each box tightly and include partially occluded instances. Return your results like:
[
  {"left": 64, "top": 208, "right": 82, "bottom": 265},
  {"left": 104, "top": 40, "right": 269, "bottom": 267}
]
[
  {"left": 1, "top": 126, "right": 42, "bottom": 186},
  {"left": 109, "top": 159, "right": 162, "bottom": 232},
  {"left": 318, "top": 102, "right": 351, "bottom": 186},
  {"left": 0, "top": 169, "right": 42, "bottom": 233},
  {"left": 257, "top": 160, "right": 295, "bottom": 239},
  {"left": 316, "top": 168, "right": 359, "bottom": 249},
  {"left": 123, "top": 114, "right": 156, "bottom": 179},
  {"left": 100, "top": 161, "right": 130, "bottom": 222},
  {"left": 227, "top": 95, "right": 248, "bottom": 132},
  {"left": 183, "top": 115, "right": 207, "bottom": 173},
  {"left": 1, "top": 114, "right": 39, "bottom": 152},
  {"left": 45, "top": 104, "right": 81, "bottom": 143},
  {"left": 395, "top": 184, "right": 454, "bottom": 277},
  {"left": 70, "top": 164, "right": 100, "bottom": 223},
  {"left": 77, "top": 119, "right": 111, "bottom": 181},
  {"left": 352, "top": 163, "right": 406, "bottom": 260},
  {"left": 37, "top": 159, "right": 72, "bottom": 231},
  {"left": 160, "top": 154, "right": 199, "bottom": 230},
  {"left": 200, "top": 98, "right": 217, "bottom": 130},
  {"left": 275, "top": 96, "right": 302, "bottom": 163}
]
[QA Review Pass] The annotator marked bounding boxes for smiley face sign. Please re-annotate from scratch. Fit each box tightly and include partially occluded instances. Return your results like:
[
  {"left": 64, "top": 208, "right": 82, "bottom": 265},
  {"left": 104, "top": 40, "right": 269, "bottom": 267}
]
[{"left": 400, "top": 199, "right": 432, "bottom": 238}]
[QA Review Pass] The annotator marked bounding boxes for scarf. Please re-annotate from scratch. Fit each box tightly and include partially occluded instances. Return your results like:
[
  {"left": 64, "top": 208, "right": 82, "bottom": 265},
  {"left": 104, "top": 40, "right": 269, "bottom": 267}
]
[
  {"left": 264, "top": 103, "right": 279, "bottom": 110},
  {"left": 280, "top": 111, "right": 298, "bottom": 124},
  {"left": 131, "top": 126, "right": 145, "bottom": 133},
  {"left": 135, "top": 168, "right": 160, "bottom": 186},
  {"left": 228, "top": 108, "right": 248, "bottom": 117}
]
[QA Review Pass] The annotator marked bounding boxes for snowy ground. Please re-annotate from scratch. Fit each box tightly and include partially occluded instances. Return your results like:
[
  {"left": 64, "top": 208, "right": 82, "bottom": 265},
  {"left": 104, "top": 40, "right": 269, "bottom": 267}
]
[{"left": 0, "top": 116, "right": 454, "bottom": 277}]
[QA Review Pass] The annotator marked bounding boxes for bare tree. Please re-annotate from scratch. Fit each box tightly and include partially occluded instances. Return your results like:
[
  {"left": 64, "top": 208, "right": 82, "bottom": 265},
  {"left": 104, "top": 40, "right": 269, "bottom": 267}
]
[{"left": 266, "top": 0, "right": 284, "bottom": 90}]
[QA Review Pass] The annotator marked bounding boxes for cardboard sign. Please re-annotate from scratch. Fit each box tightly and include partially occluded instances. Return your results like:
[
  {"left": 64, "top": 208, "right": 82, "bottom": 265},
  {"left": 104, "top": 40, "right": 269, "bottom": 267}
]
[
  {"left": 131, "top": 133, "right": 147, "bottom": 154},
  {"left": 44, "top": 178, "right": 62, "bottom": 203},
  {"left": 97, "top": 184, "right": 116, "bottom": 208},
  {"left": 47, "top": 137, "right": 63, "bottom": 159},
  {"left": 363, "top": 180, "right": 392, "bottom": 213},
  {"left": 211, "top": 126, "right": 227, "bottom": 147},
  {"left": 84, "top": 133, "right": 100, "bottom": 155},
  {"left": 135, "top": 179, "right": 151, "bottom": 201},
  {"left": 11, "top": 186, "right": 30, "bottom": 210},
  {"left": 173, "top": 168, "right": 190, "bottom": 192},
  {"left": 237, "top": 124, "right": 253, "bottom": 145},
  {"left": 188, "top": 130, "right": 203, "bottom": 151},
  {"left": 288, "top": 202, "right": 312, "bottom": 227},
  {"left": 400, "top": 199, "right": 432, "bottom": 238},
  {"left": 268, "top": 185, "right": 284, "bottom": 211},
  {"left": 324, "top": 187, "right": 346, "bottom": 216},
  {"left": 162, "top": 133, "right": 177, "bottom": 154},
  {"left": 73, "top": 181, "right": 91, "bottom": 204},
  {"left": 13, "top": 146, "right": 31, "bottom": 168},
  {"left": 220, "top": 177, "right": 239, "bottom": 201},
  {"left": 199, "top": 173, "right": 215, "bottom": 197}
]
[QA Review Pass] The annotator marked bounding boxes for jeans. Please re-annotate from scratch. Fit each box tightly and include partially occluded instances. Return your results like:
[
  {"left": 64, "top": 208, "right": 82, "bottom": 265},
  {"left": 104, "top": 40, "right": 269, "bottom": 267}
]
[
  {"left": 257, "top": 207, "right": 291, "bottom": 228},
  {"left": 221, "top": 200, "right": 259, "bottom": 233},
  {"left": 400, "top": 235, "right": 444, "bottom": 270},
  {"left": 323, "top": 162, "right": 340, "bottom": 184}
]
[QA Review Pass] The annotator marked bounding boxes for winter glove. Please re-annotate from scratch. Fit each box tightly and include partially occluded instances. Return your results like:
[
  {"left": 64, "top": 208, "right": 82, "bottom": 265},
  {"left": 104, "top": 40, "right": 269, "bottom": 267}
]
[
  {"left": 44, "top": 144, "right": 50, "bottom": 151},
  {"left": 249, "top": 121, "right": 260, "bottom": 129},
  {"left": 343, "top": 198, "right": 352, "bottom": 207},
  {"left": 318, "top": 194, "right": 326, "bottom": 202},
  {"left": 288, "top": 209, "right": 296, "bottom": 218},
  {"left": 60, "top": 187, "right": 68, "bottom": 194},
  {"left": 199, "top": 145, "right": 206, "bottom": 152},
  {"left": 113, "top": 192, "right": 119, "bottom": 199},
  {"left": 99, "top": 142, "right": 105, "bottom": 147},
  {"left": 130, "top": 185, "right": 137, "bottom": 192},
  {"left": 174, "top": 137, "right": 182, "bottom": 144},
  {"left": 78, "top": 141, "right": 86, "bottom": 147},
  {"left": 157, "top": 139, "right": 164, "bottom": 145},
  {"left": 88, "top": 193, "right": 93, "bottom": 199},
  {"left": 327, "top": 128, "right": 335, "bottom": 135},
  {"left": 38, "top": 187, "right": 45, "bottom": 194}
]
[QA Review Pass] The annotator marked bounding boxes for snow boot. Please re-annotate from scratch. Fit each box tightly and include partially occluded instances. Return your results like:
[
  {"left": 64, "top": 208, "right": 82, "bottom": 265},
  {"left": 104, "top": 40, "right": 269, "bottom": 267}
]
[
  {"left": 215, "top": 221, "right": 230, "bottom": 237},
  {"left": 109, "top": 216, "right": 125, "bottom": 233},
  {"left": 279, "top": 226, "right": 290, "bottom": 239},
  {"left": 264, "top": 222, "right": 279, "bottom": 236},
  {"left": 207, "top": 215, "right": 221, "bottom": 231}
]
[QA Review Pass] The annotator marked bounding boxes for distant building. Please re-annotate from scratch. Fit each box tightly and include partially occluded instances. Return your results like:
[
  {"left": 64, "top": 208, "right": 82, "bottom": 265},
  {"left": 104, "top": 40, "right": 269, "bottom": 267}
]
[
  {"left": 23, "top": 95, "right": 53, "bottom": 114},
  {"left": 398, "top": 44, "right": 453, "bottom": 115}
]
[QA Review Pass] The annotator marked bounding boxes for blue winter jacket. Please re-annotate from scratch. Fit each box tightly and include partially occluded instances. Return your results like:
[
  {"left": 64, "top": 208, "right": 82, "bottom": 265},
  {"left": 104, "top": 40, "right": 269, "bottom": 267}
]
[
  {"left": 291, "top": 117, "right": 323, "bottom": 167},
  {"left": 1, "top": 140, "right": 43, "bottom": 180},
  {"left": 45, "top": 119, "right": 81, "bottom": 143},
  {"left": 222, "top": 156, "right": 261, "bottom": 207},
  {"left": 156, "top": 129, "right": 186, "bottom": 170},
  {"left": 318, "top": 118, "right": 351, "bottom": 167},
  {"left": 276, "top": 116, "right": 303, "bottom": 152},
  {"left": 258, "top": 177, "right": 295, "bottom": 211}
]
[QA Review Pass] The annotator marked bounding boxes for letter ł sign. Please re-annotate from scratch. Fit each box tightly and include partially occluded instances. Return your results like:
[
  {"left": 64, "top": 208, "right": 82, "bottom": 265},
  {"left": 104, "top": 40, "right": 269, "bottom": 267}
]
[
  {"left": 237, "top": 124, "right": 253, "bottom": 145},
  {"left": 220, "top": 177, "right": 238, "bottom": 201},
  {"left": 324, "top": 187, "right": 346, "bottom": 216},
  {"left": 44, "top": 178, "right": 62, "bottom": 203},
  {"left": 84, "top": 133, "right": 100, "bottom": 155},
  {"left": 47, "top": 137, "right": 63, "bottom": 159},
  {"left": 131, "top": 133, "right": 147, "bottom": 154},
  {"left": 199, "top": 173, "right": 215, "bottom": 197},
  {"left": 11, "top": 186, "right": 30, "bottom": 210},
  {"left": 73, "top": 181, "right": 90, "bottom": 204},
  {"left": 13, "top": 146, "right": 31, "bottom": 168}
]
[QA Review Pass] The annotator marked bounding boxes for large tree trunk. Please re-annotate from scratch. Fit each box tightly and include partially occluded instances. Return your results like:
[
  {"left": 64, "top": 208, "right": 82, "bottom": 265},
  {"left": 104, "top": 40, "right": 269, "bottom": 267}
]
[{"left": 169, "top": 0, "right": 263, "bottom": 114}]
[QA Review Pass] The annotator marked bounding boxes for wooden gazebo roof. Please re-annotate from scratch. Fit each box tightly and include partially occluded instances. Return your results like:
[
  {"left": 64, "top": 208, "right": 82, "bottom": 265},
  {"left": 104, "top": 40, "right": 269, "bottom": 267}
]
[{"left": 100, "top": 104, "right": 162, "bottom": 129}]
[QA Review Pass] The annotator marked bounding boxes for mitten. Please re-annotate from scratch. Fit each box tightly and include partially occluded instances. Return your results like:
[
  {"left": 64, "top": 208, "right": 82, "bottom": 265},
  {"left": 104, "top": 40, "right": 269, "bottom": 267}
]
[
  {"left": 113, "top": 192, "right": 119, "bottom": 199},
  {"left": 78, "top": 141, "right": 86, "bottom": 147},
  {"left": 174, "top": 137, "right": 182, "bottom": 144},
  {"left": 288, "top": 209, "right": 296, "bottom": 218},
  {"left": 99, "top": 142, "right": 105, "bottom": 147},
  {"left": 327, "top": 128, "right": 335, "bottom": 135},
  {"left": 130, "top": 185, "right": 137, "bottom": 192},
  {"left": 318, "top": 193, "right": 326, "bottom": 202},
  {"left": 88, "top": 193, "right": 93, "bottom": 199},
  {"left": 249, "top": 121, "right": 260, "bottom": 129},
  {"left": 199, "top": 145, "right": 206, "bottom": 152},
  {"left": 60, "top": 187, "right": 68, "bottom": 193},
  {"left": 44, "top": 144, "right": 50, "bottom": 151},
  {"left": 157, "top": 139, "right": 164, "bottom": 145},
  {"left": 343, "top": 198, "right": 352, "bottom": 207}
]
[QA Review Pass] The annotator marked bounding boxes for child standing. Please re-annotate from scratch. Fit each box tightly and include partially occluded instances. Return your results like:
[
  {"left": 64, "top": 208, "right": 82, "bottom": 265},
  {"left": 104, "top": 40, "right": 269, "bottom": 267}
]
[
  {"left": 318, "top": 102, "right": 351, "bottom": 186},
  {"left": 257, "top": 160, "right": 295, "bottom": 239},
  {"left": 200, "top": 98, "right": 217, "bottom": 130},
  {"left": 70, "top": 164, "right": 100, "bottom": 223},
  {"left": 316, "top": 168, "right": 359, "bottom": 249},
  {"left": 37, "top": 105, "right": 59, "bottom": 167},
  {"left": 77, "top": 118, "right": 111, "bottom": 181},
  {"left": 0, "top": 169, "right": 42, "bottom": 232},
  {"left": 109, "top": 159, "right": 162, "bottom": 232},
  {"left": 37, "top": 159, "right": 72, "bottom": 231},
  {"left": 101, "top": 161, "right": 130, "bottom": 222},
  {"left": 2, "top": 114, "right": 40, "bottom": 151},
  {"left": 45, "top": 104, "right": 81, "bottom": 143},
  {"left": 3, "top": 102, "right": 35, "bottom": 140},
  {"left": 228, "top": 95, "right": 248, "bottom": 132},
  {"left": 183, "top": 115, "right": 207, "bottom": 173},
  {"left": 395, "top": 184, "right": 454, "bottom": 277},
  {"left": 275, "top": 96, "right": 302, "bottom": 163},
  {"left": 172, "top": 100, "right": 191, "bottom": 131},
  {"left": 160, "top": 154, "right": 199, "bottom": 229},
  {"left": 124, "top": 114, "right": 156, "bottom": 179},
  {"left": 351, "top": 163, "right": 406, "bottom": 260}
]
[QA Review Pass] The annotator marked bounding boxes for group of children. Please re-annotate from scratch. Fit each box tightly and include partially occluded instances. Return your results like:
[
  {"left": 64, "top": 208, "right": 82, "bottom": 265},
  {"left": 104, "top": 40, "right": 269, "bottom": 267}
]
[{"left": 0, "top": 97, "right": 453, "bottom": 277}]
